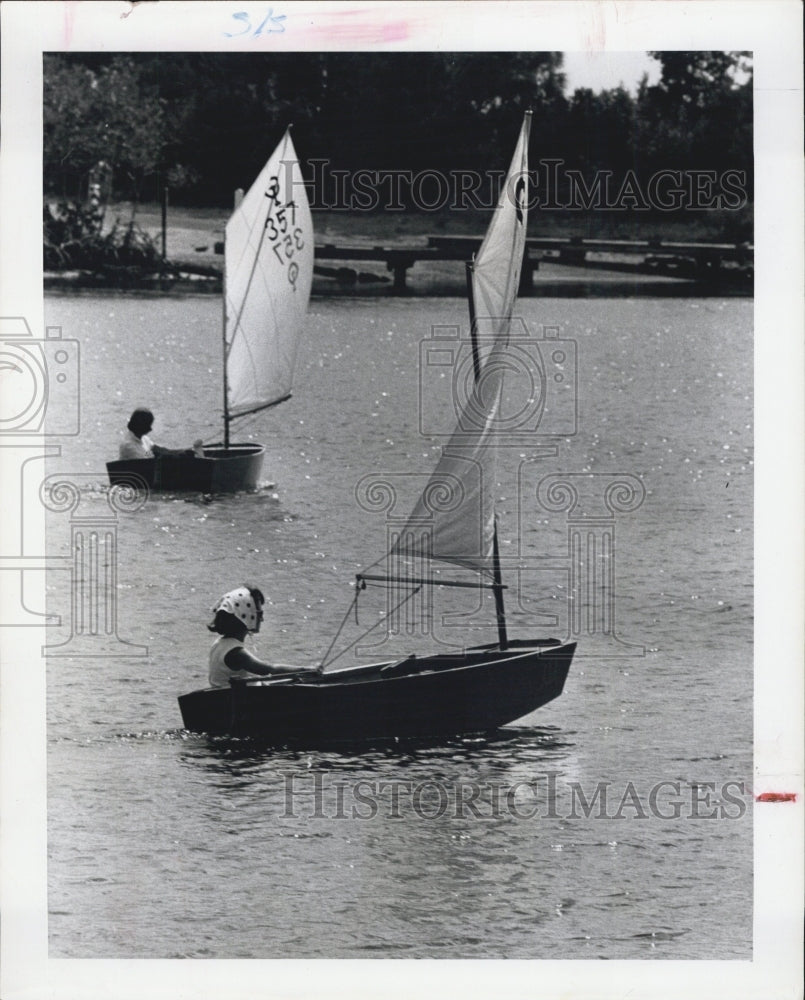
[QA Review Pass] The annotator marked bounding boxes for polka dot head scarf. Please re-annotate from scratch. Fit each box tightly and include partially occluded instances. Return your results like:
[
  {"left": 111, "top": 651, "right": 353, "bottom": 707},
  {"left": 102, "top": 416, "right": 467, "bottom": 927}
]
[{"left": 211, "top": 587, "right": 262, "bottom": 632}]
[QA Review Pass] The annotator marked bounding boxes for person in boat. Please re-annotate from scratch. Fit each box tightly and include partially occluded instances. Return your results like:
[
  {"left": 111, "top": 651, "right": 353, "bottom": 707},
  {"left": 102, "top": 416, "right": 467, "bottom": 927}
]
[
  {"left": 119, "top": 408, "right": 205, "bottom": 461},
  {"left": 207, "top": 585, "right": 319, "bottom": 688}
]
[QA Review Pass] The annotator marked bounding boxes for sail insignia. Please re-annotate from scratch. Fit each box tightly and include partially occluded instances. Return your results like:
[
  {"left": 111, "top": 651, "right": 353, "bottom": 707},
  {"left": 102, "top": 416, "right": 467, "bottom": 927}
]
[
  {"left": 224, "top": 130, "right": 314, "bottom": 420},
  {"left": 471, "top": 110, "right": 532, "bottom": 360}
]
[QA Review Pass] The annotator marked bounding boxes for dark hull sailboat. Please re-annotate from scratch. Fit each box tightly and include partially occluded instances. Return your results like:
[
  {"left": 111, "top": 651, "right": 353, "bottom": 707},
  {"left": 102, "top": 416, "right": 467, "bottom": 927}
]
[
  {"left": 179, "top": 112, "right": 576, "bottom": 744},
  {"left": 108, "top": 130, "right": 312, "bottom": 494},
  {"left": 178, "top": 639, "right": 575, "bottom": 742},
  {"left": 106, "top": 444, "right": 265, "bottom": 493}
]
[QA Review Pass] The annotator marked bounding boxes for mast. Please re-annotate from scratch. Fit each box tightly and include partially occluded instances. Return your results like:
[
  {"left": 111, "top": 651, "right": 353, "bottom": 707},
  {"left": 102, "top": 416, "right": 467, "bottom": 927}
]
[
  {"left": 490, "top": 515, "right": 508, "bottom": 649},
  {"left": 222, "top": 266, "right": 230, "bottom": 449},
  {"left": 465, "top": 261, "right": 482, "bottom": 384},
  {"left": 466, "top": 260, "right": 508, "bottom": 650},
  {"left": 222, "top": 183, "right": 244, "bottom": 451}
]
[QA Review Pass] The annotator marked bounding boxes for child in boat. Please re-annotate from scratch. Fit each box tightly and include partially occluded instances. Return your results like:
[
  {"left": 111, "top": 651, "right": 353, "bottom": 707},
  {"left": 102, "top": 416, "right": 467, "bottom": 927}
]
[
  {"left": 119, "top": 408, "right": 204, "bottom": 460},
  {"left": 207, "top": 585, "right": 319, "bottom": 688}
]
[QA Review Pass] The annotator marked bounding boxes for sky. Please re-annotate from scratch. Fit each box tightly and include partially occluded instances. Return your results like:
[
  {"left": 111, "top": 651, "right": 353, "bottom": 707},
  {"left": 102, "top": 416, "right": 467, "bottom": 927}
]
[{"left": 562, "top": 51, "right": 662, "bottom": 95}]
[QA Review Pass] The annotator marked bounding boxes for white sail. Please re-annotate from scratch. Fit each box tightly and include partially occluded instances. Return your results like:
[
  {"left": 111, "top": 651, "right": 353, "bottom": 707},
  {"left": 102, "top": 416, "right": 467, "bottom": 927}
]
[
  {"left": 389, "top": 113, "right": 532, "bottom": 580},
  {"left": 471, "top": 111, "right": 531, "bottom": 356},
  {"left": 392, "top": 360, "right": 504, "bottom": 576},
  {"left": 225, "top": 130, "right": 313, "bottom": 419}
]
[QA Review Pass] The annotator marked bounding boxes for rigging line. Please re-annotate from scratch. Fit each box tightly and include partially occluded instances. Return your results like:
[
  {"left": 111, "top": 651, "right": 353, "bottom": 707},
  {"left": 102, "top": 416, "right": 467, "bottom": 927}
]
[
  {"left": 358, "top": 573, "right": 502, "bottom": 590},
  {"left": 320, "top": 586, "right": 422, "bottom": 670},
  {"left": 318, "top": 587, "right": 360, "bottom": 669},
  {"left": 358, "top": 549, "right": 496, "bottom": 587},
  {"left": 358, "top": 551, "right": 390, "bottom": 577}
]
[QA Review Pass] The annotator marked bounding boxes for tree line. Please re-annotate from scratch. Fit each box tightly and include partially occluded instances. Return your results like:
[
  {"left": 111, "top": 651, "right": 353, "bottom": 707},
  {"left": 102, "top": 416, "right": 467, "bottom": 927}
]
[{"left": 43, "top": 51, "right": 752, "bottom": 232}]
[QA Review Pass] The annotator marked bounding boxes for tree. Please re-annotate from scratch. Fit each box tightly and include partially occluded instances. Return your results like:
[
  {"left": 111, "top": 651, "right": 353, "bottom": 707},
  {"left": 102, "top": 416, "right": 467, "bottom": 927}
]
[
  {"left": 44, "top": 55, "right": 166, "bottom": 205},
  {"left": 634, "top": 51, "right": 753, "bottom": 177},
  {"left": 566, "top": 85, "right": 636, "bottom": 175},
  {"left": 43, "top": 56, "right": 101, "bottom": 198},
  {"left": 44, "top": 52, "right": 571, "bottom": 207}
]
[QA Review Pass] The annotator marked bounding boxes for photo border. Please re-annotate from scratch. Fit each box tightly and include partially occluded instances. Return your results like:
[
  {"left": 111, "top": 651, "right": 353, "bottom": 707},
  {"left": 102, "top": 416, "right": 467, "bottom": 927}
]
[{"left": 1, "top": 2, "right": 802, "bottom": 998}]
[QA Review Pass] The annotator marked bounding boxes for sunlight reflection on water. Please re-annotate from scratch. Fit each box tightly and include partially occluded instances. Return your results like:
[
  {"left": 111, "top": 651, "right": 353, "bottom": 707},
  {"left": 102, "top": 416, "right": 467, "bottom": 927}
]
[{"left": 44, "top": 293, "right": 752, "bottom": 958}]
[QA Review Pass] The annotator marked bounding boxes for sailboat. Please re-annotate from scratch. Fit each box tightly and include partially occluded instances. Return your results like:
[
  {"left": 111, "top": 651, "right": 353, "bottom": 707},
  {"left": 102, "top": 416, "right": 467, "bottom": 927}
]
[
  {"left": 179, "top": 112, "right": 576, "bottom": 742},
  {"left": 107, "top": 129, "right": 313, "bottom": 493}
]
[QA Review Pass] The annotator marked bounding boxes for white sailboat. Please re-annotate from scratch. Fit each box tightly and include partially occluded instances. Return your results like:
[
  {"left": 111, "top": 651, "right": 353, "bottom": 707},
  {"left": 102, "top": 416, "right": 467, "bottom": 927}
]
[
  {"left": 179, "top": 112, "right": 576, "bottom": 741},
  {"left": 108, "top": 129, "right": 313, "bottom": 492}
]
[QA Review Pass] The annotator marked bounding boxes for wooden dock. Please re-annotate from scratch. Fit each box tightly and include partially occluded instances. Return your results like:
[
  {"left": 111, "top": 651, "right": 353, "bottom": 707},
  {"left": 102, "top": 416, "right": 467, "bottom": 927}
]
[
  {"left": 313, "top": 235, "right": 753, "bottom": 292},
  {"left": 137, "top": 232, "right": 751, "bottom": 296},
  {"left": 313, "top": 241, "right": 483, "bottom": 293}
]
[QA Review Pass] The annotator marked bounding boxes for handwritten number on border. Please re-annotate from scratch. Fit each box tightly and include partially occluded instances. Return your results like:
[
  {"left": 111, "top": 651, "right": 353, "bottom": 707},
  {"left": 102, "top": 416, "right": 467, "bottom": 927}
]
[{"left": 225, "top": 9, "right": 286, "bottom": 38}]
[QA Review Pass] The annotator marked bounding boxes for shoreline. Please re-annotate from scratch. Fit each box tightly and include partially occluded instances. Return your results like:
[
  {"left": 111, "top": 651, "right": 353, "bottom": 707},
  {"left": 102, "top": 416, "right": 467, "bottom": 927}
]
[
  {"left": 44, "top": 259, "right": 753, "bottom": 299},
  {"left": 43, "top": 203, "right": 753, "bottom": 298}
]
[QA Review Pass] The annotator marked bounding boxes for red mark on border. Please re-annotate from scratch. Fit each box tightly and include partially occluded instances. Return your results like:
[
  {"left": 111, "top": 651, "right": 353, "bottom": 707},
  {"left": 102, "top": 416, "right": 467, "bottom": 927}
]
[
  {"left": 298, "top": 9, "right": 412, "bottom": 43},
  {"left": 755, "top": 792, "right": 797, "bottom": 803}
]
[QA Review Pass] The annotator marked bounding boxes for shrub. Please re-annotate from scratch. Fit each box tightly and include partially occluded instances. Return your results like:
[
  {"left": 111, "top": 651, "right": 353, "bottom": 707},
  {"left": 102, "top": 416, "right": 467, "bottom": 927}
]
[{"left": 44, "top": 201, "right": 166, "bottom": 273}]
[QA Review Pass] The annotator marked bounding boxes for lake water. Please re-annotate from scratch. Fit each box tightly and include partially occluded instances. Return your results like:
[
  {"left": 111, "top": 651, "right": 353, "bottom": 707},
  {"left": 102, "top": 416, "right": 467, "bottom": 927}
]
[{"left": 42, "top": 291, "right": 753, "bottom": 959}]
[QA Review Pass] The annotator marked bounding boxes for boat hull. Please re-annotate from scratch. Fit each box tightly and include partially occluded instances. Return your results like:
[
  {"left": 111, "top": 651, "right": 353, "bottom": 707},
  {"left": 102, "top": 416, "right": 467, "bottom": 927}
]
[
  {"left": 178, "top": 640, "right": 575, "bottom": 744},
  {"left": 106, "top": 444, "right": 265, "bottom": 493}
]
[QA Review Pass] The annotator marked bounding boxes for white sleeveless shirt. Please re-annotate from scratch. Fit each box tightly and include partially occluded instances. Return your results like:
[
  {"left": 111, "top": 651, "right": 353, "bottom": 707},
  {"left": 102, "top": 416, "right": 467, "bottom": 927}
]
[{"left": 208, "top": 636, "right": 257, "bottom": 688}]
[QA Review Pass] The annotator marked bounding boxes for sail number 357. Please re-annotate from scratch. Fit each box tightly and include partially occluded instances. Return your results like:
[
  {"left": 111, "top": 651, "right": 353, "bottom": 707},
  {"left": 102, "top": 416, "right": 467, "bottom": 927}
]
[{"left": 264, "top": 175, "right": 305, "bottom": 290}]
